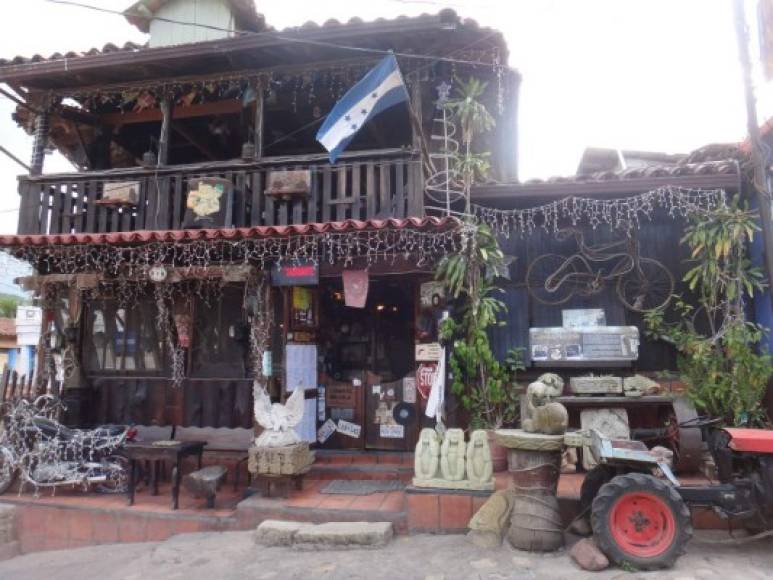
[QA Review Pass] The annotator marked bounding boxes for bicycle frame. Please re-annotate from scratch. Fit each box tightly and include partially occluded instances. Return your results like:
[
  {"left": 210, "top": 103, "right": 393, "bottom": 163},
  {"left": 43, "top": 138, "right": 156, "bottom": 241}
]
[{"left": 545, "top": 229, "right": 641, "bottom": 293}]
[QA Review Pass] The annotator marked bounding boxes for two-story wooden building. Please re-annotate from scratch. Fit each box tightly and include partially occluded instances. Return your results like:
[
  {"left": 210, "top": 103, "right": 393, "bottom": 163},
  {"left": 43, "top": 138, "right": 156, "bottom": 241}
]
[{"left": 0, "top": 0, "right": 519, "bottom": 452}]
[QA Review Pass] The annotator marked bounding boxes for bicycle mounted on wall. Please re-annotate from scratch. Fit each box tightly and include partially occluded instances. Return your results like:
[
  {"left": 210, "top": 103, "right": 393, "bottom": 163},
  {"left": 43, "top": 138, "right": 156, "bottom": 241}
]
[{"left": 526, "top": 228, "right": 674, "bottom": 312}]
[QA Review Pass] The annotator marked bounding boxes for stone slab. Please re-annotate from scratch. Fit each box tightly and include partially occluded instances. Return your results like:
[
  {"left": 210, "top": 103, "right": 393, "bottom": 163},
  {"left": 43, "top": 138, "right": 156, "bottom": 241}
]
[
  {"left": 254, "top": 520, "right": 306, "bottom": 547},
  {"left": 494, "top": 429, "right": 564, "bottom": 451},
  {"left": 411, "top": 478, "right": 495, "bottom": 491},
  {"left": 293, "top": 521, "right": 394, "bottom": 550}
]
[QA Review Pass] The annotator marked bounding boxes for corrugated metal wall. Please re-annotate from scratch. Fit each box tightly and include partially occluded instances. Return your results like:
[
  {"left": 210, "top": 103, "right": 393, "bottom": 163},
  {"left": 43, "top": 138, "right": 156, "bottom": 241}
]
[{"left": 490, "top": 210, "right": 690, "bottom": 372}]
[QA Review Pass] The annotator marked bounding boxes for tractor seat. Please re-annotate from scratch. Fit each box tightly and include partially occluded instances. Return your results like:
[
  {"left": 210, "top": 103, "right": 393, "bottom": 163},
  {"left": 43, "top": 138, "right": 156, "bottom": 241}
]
[{"left": 723, "top": 428, "right": 773, "bottom": 453}]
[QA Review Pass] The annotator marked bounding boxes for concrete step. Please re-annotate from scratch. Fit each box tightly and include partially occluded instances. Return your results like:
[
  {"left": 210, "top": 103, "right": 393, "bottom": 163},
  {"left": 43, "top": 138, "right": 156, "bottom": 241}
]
[{"left": 254, "top": 520, "right": 393, "bottom": 550}]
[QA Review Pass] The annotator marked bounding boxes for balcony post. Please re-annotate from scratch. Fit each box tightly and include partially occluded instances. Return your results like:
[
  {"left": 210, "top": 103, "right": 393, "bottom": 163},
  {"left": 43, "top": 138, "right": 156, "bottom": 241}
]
[
  {"left": 254, "top": 78, "right": 265, "bottom": 159},
  {"left": 29, "top": 109, "right": 49, "bottom": 176},
  {"left": 158, "top": 97, "right": 172, "bottom": 165}
]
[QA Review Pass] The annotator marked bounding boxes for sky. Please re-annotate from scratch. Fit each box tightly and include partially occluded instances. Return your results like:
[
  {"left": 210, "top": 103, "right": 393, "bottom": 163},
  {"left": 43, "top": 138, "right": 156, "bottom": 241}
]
[{"left": 0, "top": 0, "right": 770, "bottom": 238}]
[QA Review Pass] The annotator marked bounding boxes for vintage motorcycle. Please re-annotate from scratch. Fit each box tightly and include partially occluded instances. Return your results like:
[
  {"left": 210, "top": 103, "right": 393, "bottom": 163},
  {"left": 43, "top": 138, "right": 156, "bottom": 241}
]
[{"left": 0, "top": 395, "right": 134, "bottom": 495}]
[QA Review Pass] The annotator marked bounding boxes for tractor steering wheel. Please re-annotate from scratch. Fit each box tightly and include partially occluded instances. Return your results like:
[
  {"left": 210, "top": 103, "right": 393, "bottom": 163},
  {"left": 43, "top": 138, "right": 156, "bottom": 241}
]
[{"left": 679, "top": 415, "right": 723, "bottom": 429}]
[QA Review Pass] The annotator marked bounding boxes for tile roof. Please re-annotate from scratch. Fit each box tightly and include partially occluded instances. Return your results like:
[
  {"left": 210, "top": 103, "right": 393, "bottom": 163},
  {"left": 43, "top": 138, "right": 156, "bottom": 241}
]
[
  {"left": 0, "top": 9, "right": 496, "bottom": 68},
  {"left": 0, "top": 42, "right": 147, "bottom": 67},
  {"left": 0, "top": 217, "right": 461, "bottom": 248},
  {"left": 521, "top": 159, "right": 738, "bottom": 186},
  {"left": 0, "top": 318, "right": 15, "bottom": 338}
]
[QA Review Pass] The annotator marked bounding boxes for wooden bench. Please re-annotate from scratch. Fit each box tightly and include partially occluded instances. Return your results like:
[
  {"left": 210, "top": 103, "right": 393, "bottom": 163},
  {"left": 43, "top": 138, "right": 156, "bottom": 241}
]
[
  {"left": 183, "top": 465, "right": 227, "bottom": 508},
  {"left": 174, "top": 426, "right": 254, "bottom": 490}
]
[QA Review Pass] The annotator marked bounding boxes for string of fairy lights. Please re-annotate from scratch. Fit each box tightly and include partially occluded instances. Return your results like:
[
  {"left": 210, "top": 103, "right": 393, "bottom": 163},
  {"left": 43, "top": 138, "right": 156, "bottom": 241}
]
[
  {"left": 467, "top": 186, "right": 729, "bottom": 237},
  {"left": 6, "top": 227, "right": 463, "bottom": 278}
]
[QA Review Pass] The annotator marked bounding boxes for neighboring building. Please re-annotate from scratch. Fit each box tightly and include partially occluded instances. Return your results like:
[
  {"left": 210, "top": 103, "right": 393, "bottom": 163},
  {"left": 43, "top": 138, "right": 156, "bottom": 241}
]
[
  {"left": 0, "top": 318, "right": 15, "bottom": 370},
  {"left": 14, "top": 305, "right": 40, "bottom": 377}
]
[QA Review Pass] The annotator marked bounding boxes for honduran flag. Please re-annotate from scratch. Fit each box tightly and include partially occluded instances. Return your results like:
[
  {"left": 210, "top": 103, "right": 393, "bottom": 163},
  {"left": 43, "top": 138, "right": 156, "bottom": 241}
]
[{"left": 316, "top": 54, "right": 409, "bottom": 163}]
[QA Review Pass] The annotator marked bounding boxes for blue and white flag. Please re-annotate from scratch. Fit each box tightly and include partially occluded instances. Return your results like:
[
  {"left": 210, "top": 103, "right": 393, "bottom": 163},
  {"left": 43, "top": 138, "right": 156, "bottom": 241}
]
[{"left": 316, "top": 54, "right": 409, "bottom": 163}]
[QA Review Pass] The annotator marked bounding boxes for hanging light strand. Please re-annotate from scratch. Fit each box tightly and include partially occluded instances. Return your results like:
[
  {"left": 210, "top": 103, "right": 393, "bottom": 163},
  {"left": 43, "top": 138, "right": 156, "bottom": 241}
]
[{"left": 469, "top": 185, "right": 728, "bottom": 237}]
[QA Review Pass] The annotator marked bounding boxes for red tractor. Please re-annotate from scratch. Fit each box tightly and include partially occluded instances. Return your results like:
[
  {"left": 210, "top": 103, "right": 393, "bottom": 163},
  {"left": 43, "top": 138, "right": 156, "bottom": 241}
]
[{"left": 581, "top": 417, "right": 773, "bottom": 570}]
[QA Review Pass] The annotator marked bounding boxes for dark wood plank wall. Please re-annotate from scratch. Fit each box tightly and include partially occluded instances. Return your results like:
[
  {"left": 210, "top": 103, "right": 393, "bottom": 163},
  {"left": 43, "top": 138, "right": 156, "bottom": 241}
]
[
  {"left": 16, "top": 150, "right": 422, "bottom": 235},
  {"left": 90, "top": 378, "right": 252, "bottom": 429},
  {"left": 491, "top": 209, "right": 692, "bottom": 373}
]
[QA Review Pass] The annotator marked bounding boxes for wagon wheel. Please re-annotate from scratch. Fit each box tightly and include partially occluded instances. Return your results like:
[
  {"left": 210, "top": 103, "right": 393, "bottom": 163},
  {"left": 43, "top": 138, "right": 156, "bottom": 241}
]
[
  {"left": 616, "top": 258, "right": 674, "bottom": 312},
  {"left": 526, "top": 254, "right": 578, "bottom": 305},
  {"left": 591, "top": 472, "right": 692, "bottom": 570}
]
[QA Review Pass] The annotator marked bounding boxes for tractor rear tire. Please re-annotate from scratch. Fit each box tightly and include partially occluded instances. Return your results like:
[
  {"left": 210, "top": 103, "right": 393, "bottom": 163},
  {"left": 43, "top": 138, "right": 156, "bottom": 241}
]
[{"left": 591, "top": 472, "right": 692, "bottom": 570}]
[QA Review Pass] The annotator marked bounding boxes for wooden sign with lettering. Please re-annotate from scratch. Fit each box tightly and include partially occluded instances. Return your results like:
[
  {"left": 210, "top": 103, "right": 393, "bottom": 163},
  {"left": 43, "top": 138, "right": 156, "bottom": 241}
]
[{"left": 326, "top": 383, "right": 355, "bottom": 408}]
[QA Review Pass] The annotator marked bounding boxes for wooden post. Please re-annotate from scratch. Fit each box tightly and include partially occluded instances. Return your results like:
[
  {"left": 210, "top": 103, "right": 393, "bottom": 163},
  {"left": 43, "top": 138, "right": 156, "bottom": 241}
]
[
  {"left": 733, "top": 0, "right": 773, "bottom": 298},
  {"left": 158, "top": 97, "right": 173, "bottom": 166},
  {"left": 29, "top": 109, "right": 49, "bottom": 176},
  {"left": 254, "top": 79, "right": 265, "bottom": 160}
]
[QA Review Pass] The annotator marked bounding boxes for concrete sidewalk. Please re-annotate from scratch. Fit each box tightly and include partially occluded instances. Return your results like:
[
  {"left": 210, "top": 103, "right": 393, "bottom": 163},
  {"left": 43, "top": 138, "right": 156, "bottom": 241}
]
[{"left": 0, "top": 529, "right": 771, "bottom": 580}]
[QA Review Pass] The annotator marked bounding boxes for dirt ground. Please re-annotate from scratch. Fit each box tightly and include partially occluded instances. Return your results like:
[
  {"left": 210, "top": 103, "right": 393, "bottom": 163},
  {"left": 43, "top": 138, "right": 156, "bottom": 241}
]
[{"left": 0, "top": 530, "right": 771, "bottom": 580}]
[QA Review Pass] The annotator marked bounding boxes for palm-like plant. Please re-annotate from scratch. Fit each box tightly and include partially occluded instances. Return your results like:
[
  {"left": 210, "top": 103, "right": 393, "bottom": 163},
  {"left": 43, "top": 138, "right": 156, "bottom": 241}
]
[{"left": 443, "top": 78, "right": 495, "bottom": 213}]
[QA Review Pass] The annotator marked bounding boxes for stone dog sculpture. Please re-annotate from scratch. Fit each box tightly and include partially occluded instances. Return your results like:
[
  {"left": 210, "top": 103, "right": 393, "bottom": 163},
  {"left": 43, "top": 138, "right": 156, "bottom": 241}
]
[{"left": 522, "top": 373, "right": 568, "bottom": 436}]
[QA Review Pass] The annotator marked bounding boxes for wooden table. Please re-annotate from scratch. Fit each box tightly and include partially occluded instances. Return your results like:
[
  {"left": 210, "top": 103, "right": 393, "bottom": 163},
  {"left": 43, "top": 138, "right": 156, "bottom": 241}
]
[{"left": 124, "top": 441, "right": 206, "bottom": 510}]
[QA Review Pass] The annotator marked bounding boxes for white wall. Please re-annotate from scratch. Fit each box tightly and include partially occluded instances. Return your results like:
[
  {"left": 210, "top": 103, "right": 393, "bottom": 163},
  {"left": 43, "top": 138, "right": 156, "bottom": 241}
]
[{"left": 149, "top": 0, "right": 236, "bottom": 47}]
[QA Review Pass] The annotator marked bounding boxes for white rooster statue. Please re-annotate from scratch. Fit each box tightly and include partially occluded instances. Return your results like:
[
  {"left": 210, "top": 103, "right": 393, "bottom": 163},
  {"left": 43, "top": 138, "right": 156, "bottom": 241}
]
[{"left": 253, "top": 384, "right": 306, "bottom": 448}]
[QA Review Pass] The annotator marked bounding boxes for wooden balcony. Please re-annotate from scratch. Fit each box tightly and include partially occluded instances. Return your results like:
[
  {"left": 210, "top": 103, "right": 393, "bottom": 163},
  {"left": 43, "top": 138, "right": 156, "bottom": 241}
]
[{"left": 16, "top": 148, "right": 423, "bottom": 236}]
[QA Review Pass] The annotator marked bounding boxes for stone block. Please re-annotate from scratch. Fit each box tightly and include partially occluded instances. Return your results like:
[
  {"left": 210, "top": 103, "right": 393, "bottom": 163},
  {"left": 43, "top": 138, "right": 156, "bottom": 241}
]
[
  {"left": 293, "top": 521, "right": 393, "bottom": 550},
  {"left": 569, "top": 376, "right": 622, "bottom": 395},
  {"left": 580, "top": 408, "right": 629, "bottom": 470},
  {"left": 248, "top": 443, "right": 315, "bottom": 476},
  {"left": 254, "top": 520, "right": 306, "bottom": 547},
  {"left": 569, "top": 537, "right": 609, "bottom": 571},
  {"left": 0, "top": 505, "right": 17, "bottom": 544},
  {"left": 0, "top": 541, "right": 19, "bottom": 562},
  {"left": 467, "top": 490, "right": 512, "bottom": 549}
]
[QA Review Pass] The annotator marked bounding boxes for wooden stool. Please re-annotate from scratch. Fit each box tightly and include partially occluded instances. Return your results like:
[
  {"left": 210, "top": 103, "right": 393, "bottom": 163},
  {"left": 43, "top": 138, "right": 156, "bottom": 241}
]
[{"left": 183, "top": 465, "right": 227, "bottom": 508}]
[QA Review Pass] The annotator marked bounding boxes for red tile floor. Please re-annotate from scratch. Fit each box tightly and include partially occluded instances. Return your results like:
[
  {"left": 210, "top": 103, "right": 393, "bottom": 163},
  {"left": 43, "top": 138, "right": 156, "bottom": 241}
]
[{"left": 0, "top": 453, "right": 720, "bottom": 555}]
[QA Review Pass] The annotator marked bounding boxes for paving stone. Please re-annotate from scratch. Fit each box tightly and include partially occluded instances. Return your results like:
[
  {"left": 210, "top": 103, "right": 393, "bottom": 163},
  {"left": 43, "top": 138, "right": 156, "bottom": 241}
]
[
  {"left": 253, "top": 520, "right": 306, "bottom": 547},
  {"left": 293, "top": 521, "right": 393, "bottom": 550}
]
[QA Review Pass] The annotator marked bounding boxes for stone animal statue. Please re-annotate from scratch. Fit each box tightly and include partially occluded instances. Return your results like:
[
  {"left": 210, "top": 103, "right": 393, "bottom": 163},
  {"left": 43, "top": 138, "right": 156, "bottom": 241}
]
[
  {"left": 522, "top": 374, "right": 568, "bottom": 435},
  {"left": 468, "top": 490, "right": 514, "bottom": 548},
  {"left": 440, "top": 428, "right": 467, "bottom": 481},
  {"left": 466, "top": 429, "right": 493, "bottom": 485},
  {"left": 414, "top": 428, "right": 441, "bottom": 480},
  {"left": 253, "top": 384, "right": 305, "bottom": 448}
]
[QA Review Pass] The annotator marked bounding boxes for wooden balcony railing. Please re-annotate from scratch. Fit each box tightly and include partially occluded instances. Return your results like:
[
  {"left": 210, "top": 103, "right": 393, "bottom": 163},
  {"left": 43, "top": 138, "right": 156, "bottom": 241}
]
[{"left": 16, "top": 148, "right": 423, "bottom": 236}]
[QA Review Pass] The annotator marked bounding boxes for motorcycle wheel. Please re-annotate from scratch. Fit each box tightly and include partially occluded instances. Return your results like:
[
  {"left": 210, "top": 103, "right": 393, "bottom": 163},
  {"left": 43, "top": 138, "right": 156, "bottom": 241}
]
[
  {"left": 0, "top": 447, "right": 17, "bottom": 495},
  {"left": 95, "top": 455, "right": 129, "bottom": 494}
]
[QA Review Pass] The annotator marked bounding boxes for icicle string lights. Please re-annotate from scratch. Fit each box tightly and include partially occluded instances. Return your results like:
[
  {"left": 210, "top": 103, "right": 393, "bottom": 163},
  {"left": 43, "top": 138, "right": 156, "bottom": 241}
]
[
  {"left": 7, "top": 227, "right": 462, "bottom": 277},
  {"left": 469, "top": 186, "right": 728, "bottom": 237}
]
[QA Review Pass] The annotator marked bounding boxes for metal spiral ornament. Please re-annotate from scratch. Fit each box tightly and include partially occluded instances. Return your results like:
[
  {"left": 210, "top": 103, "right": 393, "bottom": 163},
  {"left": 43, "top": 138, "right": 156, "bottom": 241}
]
[{"left": 425, "top": 82, "right": 465, "bottom": 216}]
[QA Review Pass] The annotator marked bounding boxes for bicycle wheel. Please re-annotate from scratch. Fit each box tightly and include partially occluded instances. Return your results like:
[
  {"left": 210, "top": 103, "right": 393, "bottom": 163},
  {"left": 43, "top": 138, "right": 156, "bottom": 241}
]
[
  {"left": 617, "top": 258, "right": 674, "bottom": 312},
  {"left": 526, "top": 254, "right": 578, "bottom": 305}
]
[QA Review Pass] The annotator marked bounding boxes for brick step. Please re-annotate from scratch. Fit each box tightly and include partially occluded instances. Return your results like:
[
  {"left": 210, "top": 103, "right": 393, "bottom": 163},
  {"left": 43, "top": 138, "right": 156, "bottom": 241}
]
[
  {"left": 314, "top": 450, "right": 414, "bottom": 467},
  {"left": 308, "top": 463, "right": 413, "bottom": 482}
]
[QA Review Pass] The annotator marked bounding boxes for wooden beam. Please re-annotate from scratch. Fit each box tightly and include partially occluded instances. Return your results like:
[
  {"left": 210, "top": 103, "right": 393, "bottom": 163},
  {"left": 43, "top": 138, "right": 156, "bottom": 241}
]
[
  {"left": 171, "top": 122, "right": 217, "bottom": 161},
  {"left": 100, "top": 99, "right": 243, "bottom": 126}
]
